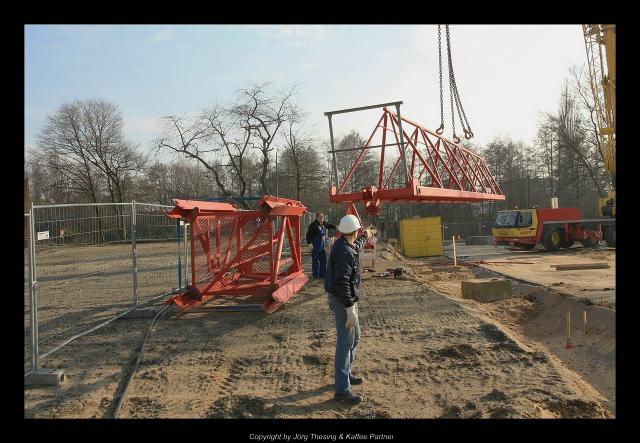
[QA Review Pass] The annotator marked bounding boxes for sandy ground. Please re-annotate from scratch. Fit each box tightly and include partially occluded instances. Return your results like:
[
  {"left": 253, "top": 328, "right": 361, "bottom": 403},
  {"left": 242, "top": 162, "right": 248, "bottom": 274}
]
[
  {"left": 25, "top": 242, "right": 613, "bottom": 419},
  {"left": 391, "top": 243, "right": 616, "bottom": 415},
  {"left": 443, "top": 244, "right": 616, "bottom": 309}
]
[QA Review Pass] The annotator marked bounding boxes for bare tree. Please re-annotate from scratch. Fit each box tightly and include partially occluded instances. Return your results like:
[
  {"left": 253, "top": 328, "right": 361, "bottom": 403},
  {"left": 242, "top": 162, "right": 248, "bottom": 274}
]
[
  {"left": 156, "top": 83, "right": 298, "bottom": 207},
  {"left": 569, "top": 65, "right": 614, "bottom": 188},
  {"left": 280, "top": 117, "right": 325, "bottom": 202},
  {"left": 77, "top": 99, "right": 147, "bottom": 202},
  {"left": 33, "top": 98, "right": 146, "bottom": 203},
  {"left": 231, "top": 83, "right": 297, "bottom": 195},
  {"left": 552, "top": 82, "right": 606, "bottom": 198},
  {"left": 155, "top": 113, "right": 249, "bottom": 207},
  {"left": 24, "top": 151, "right": 72, "bottom": 204},
  {"left": 35, "top": 101, "right": 102, "bottom": 203}
]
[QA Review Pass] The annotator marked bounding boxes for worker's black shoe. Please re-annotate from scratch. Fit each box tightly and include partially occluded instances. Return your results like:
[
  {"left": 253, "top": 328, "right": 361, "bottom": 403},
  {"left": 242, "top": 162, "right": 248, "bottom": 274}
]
[
  {"left": 349, "top": 374, "right": 364, "bottom": 385},
  {"left": 334, "top": 391, "right": 362, "bottom": 405}
]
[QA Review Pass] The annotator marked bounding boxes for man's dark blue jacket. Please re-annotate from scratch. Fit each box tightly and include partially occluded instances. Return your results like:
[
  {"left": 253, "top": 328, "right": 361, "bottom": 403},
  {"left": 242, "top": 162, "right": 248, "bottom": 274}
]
[
  {"left": 305, "top": 220, "right": 336, "bottom": 246},
  {"left": 324, "top": 235, "right": 367, "bottom": 307}
]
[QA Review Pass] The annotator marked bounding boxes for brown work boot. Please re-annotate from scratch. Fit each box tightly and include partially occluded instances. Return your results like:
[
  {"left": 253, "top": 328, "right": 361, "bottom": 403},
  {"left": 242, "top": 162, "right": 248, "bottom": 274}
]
[{"left": 334, "top": 391, "right": 362, "bottom": 405}]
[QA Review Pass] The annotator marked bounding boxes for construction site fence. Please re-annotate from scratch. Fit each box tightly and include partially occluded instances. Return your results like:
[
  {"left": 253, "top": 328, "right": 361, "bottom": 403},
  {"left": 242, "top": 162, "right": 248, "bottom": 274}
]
[
  {"left": 24, "top": 203, "right": 488, "bottom": 373},
  {"left": 300, "top": 211, "right": 492, "bottom": 243},
  {"left": 24, "top": 201, "right": 191, "bottom": 375},
  {"left": 373, "top": 220, "right": 493, "bottom": 242}
]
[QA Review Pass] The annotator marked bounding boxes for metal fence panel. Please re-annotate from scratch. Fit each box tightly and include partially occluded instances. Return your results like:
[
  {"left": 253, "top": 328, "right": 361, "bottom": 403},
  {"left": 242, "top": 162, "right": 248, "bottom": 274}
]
[
  {"left": 25, "top": 202, "right": 188, "bottom": 364},
  {"left": 134, "top": 203, "right": 182, "bottom": 304},
  {"left": 442, "top": 221, "right": 494, "bottom": 240},
  {"left": 31, "top": 204, "right": 137, "bottom": 356}
]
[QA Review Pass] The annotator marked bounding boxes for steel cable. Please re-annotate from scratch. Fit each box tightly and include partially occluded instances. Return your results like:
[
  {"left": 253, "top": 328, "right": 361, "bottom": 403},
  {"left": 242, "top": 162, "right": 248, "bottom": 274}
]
[{"left": 113, "top": 303, "right": 172, "bottom": 418}]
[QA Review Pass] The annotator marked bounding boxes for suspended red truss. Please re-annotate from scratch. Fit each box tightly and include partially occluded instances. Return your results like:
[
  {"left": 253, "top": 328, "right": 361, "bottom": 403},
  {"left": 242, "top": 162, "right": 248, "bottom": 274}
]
[
  {"left": 165, "top": 196, "right": 308, "bottom": 313},
  {"left": 328, "top": 107, "right": 505, "bottom": 216}
]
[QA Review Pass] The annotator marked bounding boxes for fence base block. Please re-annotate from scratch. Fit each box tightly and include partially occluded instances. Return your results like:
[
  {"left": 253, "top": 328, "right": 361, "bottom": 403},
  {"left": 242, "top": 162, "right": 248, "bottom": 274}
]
[
  {"left": 25, "top": 369, "right": 66, "bottom": 386},
  {"left": 116, "top": 308, "right": 158, "bottom": 319}
]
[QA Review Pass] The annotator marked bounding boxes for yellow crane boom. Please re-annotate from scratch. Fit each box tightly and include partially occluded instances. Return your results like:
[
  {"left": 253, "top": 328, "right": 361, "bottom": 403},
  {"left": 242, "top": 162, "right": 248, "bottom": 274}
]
[
  {"left": 583, "top": 24, "right": 615, "bottom": 173},
  {"left": 583, "top": 24, "right": 615, "bottom": 217}
]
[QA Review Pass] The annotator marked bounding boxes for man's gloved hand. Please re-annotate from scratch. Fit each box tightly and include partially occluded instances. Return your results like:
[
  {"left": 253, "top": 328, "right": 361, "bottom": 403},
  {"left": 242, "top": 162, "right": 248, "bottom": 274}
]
[
  {"left": 345, "top": 304, "right": 358, "bottom": 329},
  {"left": 364, "top": 225, "right": 377, "bottom": 239}
]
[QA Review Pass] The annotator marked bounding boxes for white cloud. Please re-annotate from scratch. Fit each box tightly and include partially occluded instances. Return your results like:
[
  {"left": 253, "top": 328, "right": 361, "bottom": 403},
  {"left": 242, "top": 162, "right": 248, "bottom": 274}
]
[
  {"left": 152, "top": 28, "right": 179, "bottom": 42},
  {"left": 252, "top": 25, "right": 328, "bottom": 46},
  {"left": 408, "top": 24, "right": 437, "bottom": 53},
  {"left": 124, "top": 116, "right": 162, "bottom": 137},
  {"left": 301, "top": 62, "right": 322, "bottom": 72}
]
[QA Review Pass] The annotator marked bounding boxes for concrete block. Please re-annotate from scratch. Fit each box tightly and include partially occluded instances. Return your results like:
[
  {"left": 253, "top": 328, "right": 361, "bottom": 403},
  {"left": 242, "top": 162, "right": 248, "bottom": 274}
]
[
  {"left": 461, "top": 278, "right": 512, "bottom": 303},
  {"left": 25, "top": 369, "right": 66, "bottom": 386},
  {"left": 116, "top": 308, "right": 157, "bottom": 319}
]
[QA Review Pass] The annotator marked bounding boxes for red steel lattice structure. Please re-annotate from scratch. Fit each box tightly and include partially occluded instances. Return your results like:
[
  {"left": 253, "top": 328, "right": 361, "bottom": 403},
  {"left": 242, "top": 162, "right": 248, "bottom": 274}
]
[
  {"left": 326, "top": 102, "right": 505, "bottom": 217},
  {"left": 165, "top": 196, "right": 308, "bottom": 313}
]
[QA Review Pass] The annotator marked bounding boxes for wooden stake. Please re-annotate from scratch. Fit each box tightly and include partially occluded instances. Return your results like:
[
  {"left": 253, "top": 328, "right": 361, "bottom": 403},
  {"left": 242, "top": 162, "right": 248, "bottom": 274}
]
[
  {"left": 566, "top": 312, "right": 573, "bottom": 348},
  {"left": 452, "top": 235, "right": 457, "bottom": 266},
  {"left": 583, "top": 310, "right": 587, "bottom": 336}
]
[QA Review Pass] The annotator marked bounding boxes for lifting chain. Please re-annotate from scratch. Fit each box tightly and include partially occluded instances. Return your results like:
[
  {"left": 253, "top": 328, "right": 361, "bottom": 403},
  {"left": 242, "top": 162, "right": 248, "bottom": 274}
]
[
  {"left": 446, "top": 25, "right": 473, "bottom": 141},
  {"left": 436, "top": 25, "right": 444, "bottom": 135},
  {"left": 436, "top": 25, "right": 474, "bottom": 144}
]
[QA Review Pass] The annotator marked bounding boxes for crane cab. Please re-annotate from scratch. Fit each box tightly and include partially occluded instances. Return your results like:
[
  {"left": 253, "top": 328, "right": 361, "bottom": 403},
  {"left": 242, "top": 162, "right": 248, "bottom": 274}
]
[{"left": 492, "top": 209, "right": 539, "bottom": 249}]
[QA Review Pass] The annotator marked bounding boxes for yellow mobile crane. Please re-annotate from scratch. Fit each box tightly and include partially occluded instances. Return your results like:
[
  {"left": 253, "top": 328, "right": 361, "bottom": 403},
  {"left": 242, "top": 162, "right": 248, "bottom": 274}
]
[
  {"left": 492, "top": 25, "right": 617, "bottom": 250},
  {"left": 583, "top": 24, "right": 616, "bottom": 217}
]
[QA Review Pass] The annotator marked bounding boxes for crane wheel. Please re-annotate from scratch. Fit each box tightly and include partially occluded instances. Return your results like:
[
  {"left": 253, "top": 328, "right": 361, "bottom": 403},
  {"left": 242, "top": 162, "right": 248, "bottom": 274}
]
[
  {"left": 580, "top": 239, "right": 596, "bottom": 248},
  {"left": 604, "top": 226, "right": 616, "bottom": 247},
  {"left": 561, "top": 240, "right": 575, "bottom": 248},
  {"left": 542, "top": 228, "right": 562, "bottom": 251}
]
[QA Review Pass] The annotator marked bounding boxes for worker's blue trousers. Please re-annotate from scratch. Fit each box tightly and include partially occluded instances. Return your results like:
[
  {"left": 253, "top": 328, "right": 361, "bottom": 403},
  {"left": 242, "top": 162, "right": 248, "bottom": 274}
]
[
  {"left": 311, "top": 245, "right": 327, "bottom": 278},
  {"left": 328, "top": 295, "right": 360, "bottom": 395}
]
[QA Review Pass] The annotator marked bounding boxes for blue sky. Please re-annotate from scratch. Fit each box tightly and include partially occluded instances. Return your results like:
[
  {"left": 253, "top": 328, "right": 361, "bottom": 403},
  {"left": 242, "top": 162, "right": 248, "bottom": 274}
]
[{"left": 25, "top": 25, "right": 587, "bottom": 157}]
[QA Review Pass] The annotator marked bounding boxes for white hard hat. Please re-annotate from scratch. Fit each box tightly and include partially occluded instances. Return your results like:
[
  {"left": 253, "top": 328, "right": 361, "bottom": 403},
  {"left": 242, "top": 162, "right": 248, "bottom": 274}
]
[{"left": 337, "top": 214, "right": 361, "bottom": 234}]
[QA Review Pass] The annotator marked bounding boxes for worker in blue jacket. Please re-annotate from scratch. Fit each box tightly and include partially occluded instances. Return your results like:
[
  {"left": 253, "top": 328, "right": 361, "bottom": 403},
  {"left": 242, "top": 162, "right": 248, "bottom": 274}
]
[
  {"left": 305, "top": 212, "right": 336, "bottom": 279},
  {"left": 324, "top": 214, "right": 375, "bottom": 405}
]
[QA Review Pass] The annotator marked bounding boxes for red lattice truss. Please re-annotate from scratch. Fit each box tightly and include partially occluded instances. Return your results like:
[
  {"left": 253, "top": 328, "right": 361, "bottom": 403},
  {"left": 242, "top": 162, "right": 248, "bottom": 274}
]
[
  {"left": 330, "top": 108, "right": 505, "bottom": 217},
  {"left": 165, "top": 196, "right": 308, "bottom": 313}
]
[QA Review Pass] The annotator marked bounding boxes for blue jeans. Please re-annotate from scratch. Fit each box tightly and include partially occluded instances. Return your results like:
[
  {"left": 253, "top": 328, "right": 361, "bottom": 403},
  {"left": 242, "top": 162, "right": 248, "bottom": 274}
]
[
  {"left": 328, "top": 294, "right": 360, "bottom": 394},
  {"left": 312, "top": 245, "right": 327, "bottom": 278}
]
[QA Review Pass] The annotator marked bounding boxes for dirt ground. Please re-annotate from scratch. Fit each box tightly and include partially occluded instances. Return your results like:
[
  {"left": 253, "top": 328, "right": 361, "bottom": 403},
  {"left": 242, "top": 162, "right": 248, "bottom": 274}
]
[
  {"left": 443, "top": 245, "right": 616, "bottom": 309},
  {"left": 24, "top": 241, "right": 614, "bottom": 419},
  {"left": 388, "top": 242, "right": 616, "bottom": 415}
]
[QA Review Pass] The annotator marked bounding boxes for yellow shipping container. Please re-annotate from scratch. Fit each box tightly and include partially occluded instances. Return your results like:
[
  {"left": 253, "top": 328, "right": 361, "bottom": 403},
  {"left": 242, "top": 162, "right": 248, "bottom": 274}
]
[{"left": 399, "top": 216, "right": 443, "bottom": 257}]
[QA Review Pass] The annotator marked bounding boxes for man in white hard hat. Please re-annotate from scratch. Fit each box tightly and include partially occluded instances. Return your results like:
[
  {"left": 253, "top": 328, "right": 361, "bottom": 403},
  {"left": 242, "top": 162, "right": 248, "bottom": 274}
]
[{"left": 324, "top": 214, "right": 374, "bottom": 405}]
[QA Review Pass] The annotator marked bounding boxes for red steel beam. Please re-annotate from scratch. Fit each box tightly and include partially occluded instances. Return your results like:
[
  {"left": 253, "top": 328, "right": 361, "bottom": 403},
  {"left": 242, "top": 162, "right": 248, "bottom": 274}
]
[{"left": 330, "top": 108, "right": 504, "bottom": 207}]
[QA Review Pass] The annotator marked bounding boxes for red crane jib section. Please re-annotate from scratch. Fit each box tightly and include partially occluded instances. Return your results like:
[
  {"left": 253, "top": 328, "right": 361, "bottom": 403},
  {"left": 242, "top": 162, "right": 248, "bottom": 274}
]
[
  {"left": 165, "top": 196, "right": 308, "bottom": 313},
  {"left": 330, "top": 108, "right": 505, "bottom": 217}
]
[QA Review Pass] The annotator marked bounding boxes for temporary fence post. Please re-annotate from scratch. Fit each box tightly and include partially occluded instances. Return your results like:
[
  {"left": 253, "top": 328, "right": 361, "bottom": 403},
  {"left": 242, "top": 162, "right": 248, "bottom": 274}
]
[
  {"left": 28, "top": 207, "right": 39, "bottom": 371},
  {"left": 25, "top": 204, "right": 66, "bottom": 385},
  {"left": 176, "top": 219, "right": 182, "bottom": 289},
  {"left": 184, "top": 223, "right": 189, "bottom": 286},
  {"left": 131, "top": 200, "right": 139, "bottom": 308}
]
